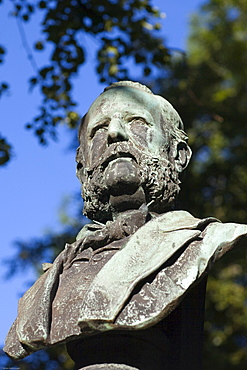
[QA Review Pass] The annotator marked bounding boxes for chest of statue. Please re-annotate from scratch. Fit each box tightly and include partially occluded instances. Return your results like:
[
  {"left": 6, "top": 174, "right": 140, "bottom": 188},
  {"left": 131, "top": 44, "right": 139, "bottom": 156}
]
[{"left": 50, "top": 242, "right": 122, "bottom": 344}]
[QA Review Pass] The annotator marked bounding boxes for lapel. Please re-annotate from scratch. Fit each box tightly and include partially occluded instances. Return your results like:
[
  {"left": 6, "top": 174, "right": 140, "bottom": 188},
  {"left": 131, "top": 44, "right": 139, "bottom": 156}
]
[{"left": 78, "top": 210, "right": 218, "bottom": 328}]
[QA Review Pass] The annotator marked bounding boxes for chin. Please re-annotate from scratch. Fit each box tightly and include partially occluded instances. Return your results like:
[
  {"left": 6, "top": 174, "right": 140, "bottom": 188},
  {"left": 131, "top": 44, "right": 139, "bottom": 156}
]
[
  {"left": 108, "top": 186, "right": 146, "bottom": 214},
  {"left": 104, "top": 157, "right": 141, "bottom": 196}
]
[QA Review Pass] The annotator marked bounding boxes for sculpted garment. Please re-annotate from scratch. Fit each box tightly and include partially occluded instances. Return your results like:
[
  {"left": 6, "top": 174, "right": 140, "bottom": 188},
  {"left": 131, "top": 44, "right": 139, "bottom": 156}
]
[{"left": 4, "top": 210, "right": 247, "bottom": 360}]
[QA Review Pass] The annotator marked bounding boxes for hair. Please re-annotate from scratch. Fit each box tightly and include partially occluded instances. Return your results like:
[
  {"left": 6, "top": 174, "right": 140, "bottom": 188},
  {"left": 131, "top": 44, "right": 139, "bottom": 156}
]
[{"left": 103, "top": 80, "right": 153, "bottom": 94}]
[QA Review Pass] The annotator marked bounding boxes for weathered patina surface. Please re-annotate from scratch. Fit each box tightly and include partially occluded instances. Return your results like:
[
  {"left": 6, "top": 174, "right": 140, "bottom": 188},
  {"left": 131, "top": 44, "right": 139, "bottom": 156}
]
[{"left": 4, "top": 81, "right": 247, "bottom": 369}]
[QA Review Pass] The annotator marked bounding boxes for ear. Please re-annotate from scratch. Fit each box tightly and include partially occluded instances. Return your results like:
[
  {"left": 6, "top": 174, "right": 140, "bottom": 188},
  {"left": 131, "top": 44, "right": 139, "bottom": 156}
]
[{"left": 169, "top": 141, "right": 192, "bottom": 173}]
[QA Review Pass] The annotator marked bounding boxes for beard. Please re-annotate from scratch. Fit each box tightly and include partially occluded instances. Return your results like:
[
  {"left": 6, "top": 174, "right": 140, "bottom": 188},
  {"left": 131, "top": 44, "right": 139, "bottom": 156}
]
[{"left": 79, "top": 142, "right": 181, "bottom": 223}]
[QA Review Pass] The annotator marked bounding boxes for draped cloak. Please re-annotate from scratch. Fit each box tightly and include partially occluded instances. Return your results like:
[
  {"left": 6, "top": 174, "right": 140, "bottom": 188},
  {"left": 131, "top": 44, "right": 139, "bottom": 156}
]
[{"left": 4, "top": 210, "right": 247, "bottom": 360}]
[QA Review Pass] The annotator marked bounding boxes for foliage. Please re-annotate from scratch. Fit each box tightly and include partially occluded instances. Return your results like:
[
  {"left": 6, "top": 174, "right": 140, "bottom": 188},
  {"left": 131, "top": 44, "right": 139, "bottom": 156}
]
[
  {"left": 0, "top": 44, "right": 9, "bottom": 97},
  {"left": 0, "top": 44, "right": 11, "bottom": 165},
  {"left": 156, "top": 0, "right": 247, "bottom": 224},
  {"left": 0, "top": 0, "right": 170, "bottom": 163},
  {"left": 0, "top": 134, "right": 12, "bottom": 165}
]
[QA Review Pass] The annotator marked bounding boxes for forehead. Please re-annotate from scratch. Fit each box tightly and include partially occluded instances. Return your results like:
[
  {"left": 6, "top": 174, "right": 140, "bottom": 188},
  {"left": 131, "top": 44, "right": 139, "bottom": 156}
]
[{"left": 86, "top": 87, "right": 161, "bottom": 124}]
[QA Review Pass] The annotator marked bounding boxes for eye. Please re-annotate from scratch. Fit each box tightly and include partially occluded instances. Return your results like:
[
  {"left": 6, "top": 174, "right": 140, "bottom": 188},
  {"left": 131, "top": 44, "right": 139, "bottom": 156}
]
[
  {"left": 89, "top": 122, "right": 109, "bottom": 138},
  {"left": 129, "top": 117, "right": 151, "bottom": 126}
]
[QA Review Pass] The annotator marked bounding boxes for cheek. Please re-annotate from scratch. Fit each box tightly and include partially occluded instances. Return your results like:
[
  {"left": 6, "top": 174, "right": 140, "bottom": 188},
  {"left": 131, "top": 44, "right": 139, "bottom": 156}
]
[
  {"left": 129, "top": 124, "right": 149, "bottom": 147},
  {"left": 147, "top": 127, "right": 166, "bottom": 153},
  {"left": 129, "top": 125, "right": 160, "bottom": 153},
  {"left": 90, "top": 131, "right": 108, "bottom": 163}
]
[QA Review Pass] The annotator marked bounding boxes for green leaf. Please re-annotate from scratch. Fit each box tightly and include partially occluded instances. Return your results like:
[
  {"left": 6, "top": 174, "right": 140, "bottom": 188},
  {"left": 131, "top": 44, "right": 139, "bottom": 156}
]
[
  {"left": 35, "top": 41, "right": 44, "bottom": 50},
  {"left": 0, "top": 135, "right": 12, "bottom": 165},
  {"left": 38, "top": 1, "right": 47, "bottom": 9}
]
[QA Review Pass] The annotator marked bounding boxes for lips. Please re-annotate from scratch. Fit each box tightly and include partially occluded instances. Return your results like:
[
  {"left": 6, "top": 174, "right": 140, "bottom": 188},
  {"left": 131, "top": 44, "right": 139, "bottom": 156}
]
[
  {"left": 87, "top": 142, "right": 140, "bottom": 173},
  {"left": 102, "top": 152, "right": 136, "bottom": 170}
]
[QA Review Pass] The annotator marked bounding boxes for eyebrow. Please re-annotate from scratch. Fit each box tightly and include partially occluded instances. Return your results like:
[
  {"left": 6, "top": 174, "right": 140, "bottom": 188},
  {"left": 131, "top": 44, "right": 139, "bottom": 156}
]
[{"left": 88, "top": 109, "right": 154, "bottom": 129}]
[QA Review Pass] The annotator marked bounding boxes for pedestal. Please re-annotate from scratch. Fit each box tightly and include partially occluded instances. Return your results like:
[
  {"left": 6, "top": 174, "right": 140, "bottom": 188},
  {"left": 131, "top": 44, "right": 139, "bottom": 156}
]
[{"left": 67, "top": 278, "right": 207, "bottom": 370}]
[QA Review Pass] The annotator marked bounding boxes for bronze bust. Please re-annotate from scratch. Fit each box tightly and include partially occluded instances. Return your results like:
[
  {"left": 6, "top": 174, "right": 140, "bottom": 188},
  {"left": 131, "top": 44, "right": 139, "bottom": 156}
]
[{"left": 4, "top": 81, "right": 247, "bottom": 369}]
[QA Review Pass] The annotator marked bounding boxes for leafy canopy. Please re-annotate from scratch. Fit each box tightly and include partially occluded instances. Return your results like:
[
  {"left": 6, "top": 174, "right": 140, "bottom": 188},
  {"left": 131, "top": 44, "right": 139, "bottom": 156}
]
[{"left": 0, "top": 0, "right": 170, "bottom": 164}]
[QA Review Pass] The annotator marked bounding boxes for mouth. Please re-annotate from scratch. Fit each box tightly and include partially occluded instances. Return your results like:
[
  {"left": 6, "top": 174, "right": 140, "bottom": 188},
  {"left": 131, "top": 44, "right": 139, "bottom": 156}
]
[
  {"left": 86, "top": 142, "right": 140, "bottom": 174},
  {"left": 102, "top": 152, "right": 137, "bottom": 170}
]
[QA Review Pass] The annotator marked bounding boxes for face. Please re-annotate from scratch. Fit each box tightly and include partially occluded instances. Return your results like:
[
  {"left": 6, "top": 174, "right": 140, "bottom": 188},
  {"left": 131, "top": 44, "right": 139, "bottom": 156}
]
[
  {"left": 76, "top": 86, "right": 183, "bottom": 222},
  {"left": 80, "top": 86, "right": 169, "bottom": 171}
]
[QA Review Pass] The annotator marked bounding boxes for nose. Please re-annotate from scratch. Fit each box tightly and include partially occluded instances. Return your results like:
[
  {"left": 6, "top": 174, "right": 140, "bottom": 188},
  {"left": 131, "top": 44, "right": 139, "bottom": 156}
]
[{"left": 107, "top": 117, "right": 128, "bottom": 145}]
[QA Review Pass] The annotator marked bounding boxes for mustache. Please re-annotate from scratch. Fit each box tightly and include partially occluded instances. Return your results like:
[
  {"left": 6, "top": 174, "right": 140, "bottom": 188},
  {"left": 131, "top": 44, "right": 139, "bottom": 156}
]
[{"left": 85, "top": 142, "right": 142, "bottom": 173}]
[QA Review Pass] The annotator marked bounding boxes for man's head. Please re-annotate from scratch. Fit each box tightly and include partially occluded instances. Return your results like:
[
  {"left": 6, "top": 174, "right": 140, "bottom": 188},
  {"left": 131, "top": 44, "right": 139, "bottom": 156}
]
[{"left": 76, "top": 81, "right": 191, "bottom": 222}]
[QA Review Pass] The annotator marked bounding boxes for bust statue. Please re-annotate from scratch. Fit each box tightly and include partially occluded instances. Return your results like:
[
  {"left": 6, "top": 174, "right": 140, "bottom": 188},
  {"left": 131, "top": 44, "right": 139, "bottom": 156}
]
[{"left": 4, "top": 81, "right": 247, "bottom": 369}]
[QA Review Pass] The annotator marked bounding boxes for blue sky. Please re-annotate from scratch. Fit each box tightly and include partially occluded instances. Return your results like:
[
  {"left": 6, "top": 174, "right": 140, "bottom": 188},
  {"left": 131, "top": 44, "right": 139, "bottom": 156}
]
[{"left": 0, "top": 0, "right": 202, "bottom": 349}]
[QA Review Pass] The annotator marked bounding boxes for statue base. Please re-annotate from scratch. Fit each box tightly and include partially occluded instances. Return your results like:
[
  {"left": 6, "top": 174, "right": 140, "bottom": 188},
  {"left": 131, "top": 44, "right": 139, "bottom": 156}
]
[
  {"left": 76, "top": 365, "right": 139, "bottom": 370},
  {"left": 67, "top": 278, "right": 207, "bottom": 370}
]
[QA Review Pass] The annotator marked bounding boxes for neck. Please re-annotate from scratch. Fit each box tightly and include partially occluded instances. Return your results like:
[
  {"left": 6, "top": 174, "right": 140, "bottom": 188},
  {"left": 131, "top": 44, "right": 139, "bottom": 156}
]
[{"left": 109, "top": 186, "right": 146, "bottom": 221}]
